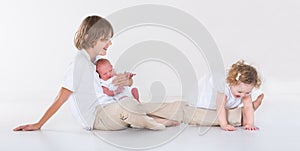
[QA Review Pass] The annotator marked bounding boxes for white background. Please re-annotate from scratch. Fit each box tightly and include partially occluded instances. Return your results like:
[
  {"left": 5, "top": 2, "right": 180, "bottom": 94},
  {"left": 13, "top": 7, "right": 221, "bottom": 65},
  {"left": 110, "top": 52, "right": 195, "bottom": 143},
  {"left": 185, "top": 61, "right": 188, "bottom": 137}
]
[{"left": 0, "top": 0, "right": 299, "bottom": 103}]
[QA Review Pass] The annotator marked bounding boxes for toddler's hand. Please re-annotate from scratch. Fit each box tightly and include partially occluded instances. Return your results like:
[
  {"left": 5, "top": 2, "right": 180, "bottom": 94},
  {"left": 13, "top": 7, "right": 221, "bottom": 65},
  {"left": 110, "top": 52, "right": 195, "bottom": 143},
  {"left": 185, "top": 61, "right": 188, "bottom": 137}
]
[
  {"left": 220, "top": 124, "right": 237, "bottom": 131},
  {"left": 243, "top": 124, "right": 259, "bottom": 131}
]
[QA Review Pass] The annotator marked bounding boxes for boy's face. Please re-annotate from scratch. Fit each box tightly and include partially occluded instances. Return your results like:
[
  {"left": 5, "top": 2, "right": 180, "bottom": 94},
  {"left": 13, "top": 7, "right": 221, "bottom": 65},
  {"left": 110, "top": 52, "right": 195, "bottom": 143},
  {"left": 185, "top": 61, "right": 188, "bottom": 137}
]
[
  {"left": 97, "top": 62, "right": 114, "bottom": 80},
  {"left": 230, "top": 82, "right": 254, "bottom": 99},
  {"left": 94, "top": 35, "right": 112, "bottom": 56}
]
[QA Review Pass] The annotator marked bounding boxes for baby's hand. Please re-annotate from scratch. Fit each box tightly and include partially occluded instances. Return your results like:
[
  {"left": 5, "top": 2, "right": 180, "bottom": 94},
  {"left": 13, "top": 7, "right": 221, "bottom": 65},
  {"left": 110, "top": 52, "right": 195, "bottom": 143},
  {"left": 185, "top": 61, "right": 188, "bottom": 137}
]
[
  {"left": 243, "top": 124, "right": 259, "bottom": 131},
  {"left": 114, "top": 86, "right": 124, "bottom": 95},
  {"left": 220, "top": 124, "right": 237, "bottom": 131}
]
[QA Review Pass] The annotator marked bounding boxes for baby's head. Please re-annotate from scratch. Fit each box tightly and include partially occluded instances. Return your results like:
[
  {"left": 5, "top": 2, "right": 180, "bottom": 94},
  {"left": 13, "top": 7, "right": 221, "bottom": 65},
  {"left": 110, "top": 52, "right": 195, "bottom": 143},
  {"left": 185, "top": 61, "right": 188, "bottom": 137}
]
[
  {"left": 96, "top": 58, "right": 114, "bottom": 80},
  {"left": 226, "top": 60, "right": 261, "bottom": 99}
]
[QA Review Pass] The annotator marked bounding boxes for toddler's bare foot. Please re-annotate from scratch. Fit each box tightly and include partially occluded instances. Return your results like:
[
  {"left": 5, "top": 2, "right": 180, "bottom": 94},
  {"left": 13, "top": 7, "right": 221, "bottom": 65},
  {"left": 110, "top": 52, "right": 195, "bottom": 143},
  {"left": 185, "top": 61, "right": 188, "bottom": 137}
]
[{"left": 253, "top": 94, "right": 264, "bottom": 111}]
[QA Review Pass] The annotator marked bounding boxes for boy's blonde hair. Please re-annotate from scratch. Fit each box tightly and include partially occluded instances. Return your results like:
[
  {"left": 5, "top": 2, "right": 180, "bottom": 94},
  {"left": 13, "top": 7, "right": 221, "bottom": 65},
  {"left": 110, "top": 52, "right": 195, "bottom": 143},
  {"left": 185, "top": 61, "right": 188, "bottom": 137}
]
[
  {"left": 74, "top": 15, "right": 114, "bottom": 50},
  {"left": 226, "top": 60, "right": 261, "bottom": 88}
]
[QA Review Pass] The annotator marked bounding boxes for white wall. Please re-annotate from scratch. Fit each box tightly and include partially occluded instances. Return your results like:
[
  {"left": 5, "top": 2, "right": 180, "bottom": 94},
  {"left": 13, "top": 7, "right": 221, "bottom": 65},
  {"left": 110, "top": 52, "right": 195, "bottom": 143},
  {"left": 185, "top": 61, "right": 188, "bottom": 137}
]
[{"left": 1, "top": 0, "right": 299, "bottom": 102}]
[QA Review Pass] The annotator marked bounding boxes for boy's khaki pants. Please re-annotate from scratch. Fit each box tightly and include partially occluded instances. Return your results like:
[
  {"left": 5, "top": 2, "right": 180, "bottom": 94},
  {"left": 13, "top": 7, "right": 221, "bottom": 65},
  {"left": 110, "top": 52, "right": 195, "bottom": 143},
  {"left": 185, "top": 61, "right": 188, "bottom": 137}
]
[
  {"left": 144, "top": 101, "right": 241, "bottom": 126},
  {"left": 93, "top": 98, "right": 241, "bottom": 130}
]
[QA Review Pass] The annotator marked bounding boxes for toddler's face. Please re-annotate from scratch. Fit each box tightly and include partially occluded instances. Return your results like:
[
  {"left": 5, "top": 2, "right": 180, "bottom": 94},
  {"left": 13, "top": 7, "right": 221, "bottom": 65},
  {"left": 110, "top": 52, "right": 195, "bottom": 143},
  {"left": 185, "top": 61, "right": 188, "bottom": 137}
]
[
  {"left": 97, "top": 63, "right": 114, "bottom": 80},
  {"left": 230, "top": 82, "right": 254, "bottom": 99}
]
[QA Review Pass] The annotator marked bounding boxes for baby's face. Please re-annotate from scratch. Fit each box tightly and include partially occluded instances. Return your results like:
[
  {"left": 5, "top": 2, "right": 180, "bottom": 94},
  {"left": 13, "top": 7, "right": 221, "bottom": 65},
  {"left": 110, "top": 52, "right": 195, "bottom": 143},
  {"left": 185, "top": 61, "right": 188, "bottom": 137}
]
[
  {"left": 97, "top": 63, "right": 114, "bottom": 80},
  {"left": 230, "top": 82, "right": 254, "bottom": 99}
]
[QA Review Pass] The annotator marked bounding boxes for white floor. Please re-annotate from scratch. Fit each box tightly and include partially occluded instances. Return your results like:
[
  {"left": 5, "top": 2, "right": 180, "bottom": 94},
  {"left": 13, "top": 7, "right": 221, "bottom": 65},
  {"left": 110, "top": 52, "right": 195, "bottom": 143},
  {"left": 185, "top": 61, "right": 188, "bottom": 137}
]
[{"left": 1, "top": 93, "right": 299, "bottom": 151}]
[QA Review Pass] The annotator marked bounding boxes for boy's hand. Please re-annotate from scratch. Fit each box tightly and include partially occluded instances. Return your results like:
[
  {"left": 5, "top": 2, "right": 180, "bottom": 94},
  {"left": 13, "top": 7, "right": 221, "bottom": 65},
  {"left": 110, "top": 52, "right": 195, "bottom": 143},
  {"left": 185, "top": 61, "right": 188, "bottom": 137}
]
[
  {"left": 128, "top": 73, "right": 136, "bottom": 79},
  {"left": 220, "top": 124, "right": 237, "bottom": 131},
  {"left": 243, "top": 124, "right": 259, "bottom": 131},
  {"left": 13, "top": 123, "right": 41, "bottom": 131},
  {"left": 124, "top": 72, "right": 136, "bottom": 79},
  {"left": 113, "top": 73, "right": 133, "bottom": 87}
]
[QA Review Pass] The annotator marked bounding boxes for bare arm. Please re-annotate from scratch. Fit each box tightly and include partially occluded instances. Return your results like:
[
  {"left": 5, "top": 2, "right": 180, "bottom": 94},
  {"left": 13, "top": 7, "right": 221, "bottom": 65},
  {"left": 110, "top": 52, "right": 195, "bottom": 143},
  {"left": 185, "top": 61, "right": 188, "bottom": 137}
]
[
  {"left": 13, "top": 87, "right": 72, "bottom": 131},
  {"left": 102, "top": 86, "right": 115, "bottom": 96},
  {"left": 216, "top": 92, "right": 237, "bottom": 131},
  {"left": 242, "top": 96, "right": 259, "bottom": 130}
]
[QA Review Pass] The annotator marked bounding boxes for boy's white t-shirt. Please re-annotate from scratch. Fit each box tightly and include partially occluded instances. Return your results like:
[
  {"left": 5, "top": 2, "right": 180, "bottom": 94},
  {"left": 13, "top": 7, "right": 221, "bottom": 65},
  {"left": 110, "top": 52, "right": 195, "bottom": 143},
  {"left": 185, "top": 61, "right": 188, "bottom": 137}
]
[
  {"left": 62, "top": 51, "right": 115, "bottom": 130},
  {"left": 196, "top": 75, "right": 263, "bottom": 109}
]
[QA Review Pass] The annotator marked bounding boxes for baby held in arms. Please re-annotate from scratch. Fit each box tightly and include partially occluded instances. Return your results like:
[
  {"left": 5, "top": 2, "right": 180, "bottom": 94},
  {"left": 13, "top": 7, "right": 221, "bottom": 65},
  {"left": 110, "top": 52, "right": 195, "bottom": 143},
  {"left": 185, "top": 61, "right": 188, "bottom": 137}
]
[{"left": 96, "top": 58, "right": 140, "bottom": 102}]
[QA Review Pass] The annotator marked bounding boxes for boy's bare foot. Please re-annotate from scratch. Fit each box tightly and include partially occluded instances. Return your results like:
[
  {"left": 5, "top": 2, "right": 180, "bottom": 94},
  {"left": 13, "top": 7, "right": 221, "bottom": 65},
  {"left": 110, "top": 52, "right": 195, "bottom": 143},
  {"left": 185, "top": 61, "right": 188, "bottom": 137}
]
[{"left": 152, "top": 117, "right": 180, "bottom": 127}]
